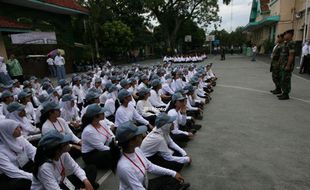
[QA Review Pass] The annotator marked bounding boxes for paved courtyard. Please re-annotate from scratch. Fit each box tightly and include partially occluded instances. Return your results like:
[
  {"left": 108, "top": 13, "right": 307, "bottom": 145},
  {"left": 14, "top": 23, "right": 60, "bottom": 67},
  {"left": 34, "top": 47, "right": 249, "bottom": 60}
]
[{"left": 98, "top": 55, "right": 310, "bottom": 190}]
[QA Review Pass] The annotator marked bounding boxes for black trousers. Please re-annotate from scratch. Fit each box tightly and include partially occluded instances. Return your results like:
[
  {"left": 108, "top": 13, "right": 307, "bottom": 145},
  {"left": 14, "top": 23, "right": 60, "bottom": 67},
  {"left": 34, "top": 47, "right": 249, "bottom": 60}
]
[
  {"left": 106, "top": 115, "right": 115, "bottom": 123},
  {"left": 0, "top": 161, "right": 34, "bottom": 190},
  {"left": 82, "top": 149, "right": 113, "bottom": 169},
  {"left": 147, "top": 153, "right": 184, "bottom": 172},
  {"left": 59, "top": 165, "right": 97, "bottom": 190},
  {"left": 148, "top": 175, "right": 183, "bottom": 190},
  {"left": 143, "top": 115, "right": 156, "bottom": 127}
]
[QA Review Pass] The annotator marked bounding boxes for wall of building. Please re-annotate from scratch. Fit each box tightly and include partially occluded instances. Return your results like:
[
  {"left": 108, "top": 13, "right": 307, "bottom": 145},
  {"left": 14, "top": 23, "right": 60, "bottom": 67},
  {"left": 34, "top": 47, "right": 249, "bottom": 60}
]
[{"left": 0, "top": 33, "right": 7, "bottom": 59}]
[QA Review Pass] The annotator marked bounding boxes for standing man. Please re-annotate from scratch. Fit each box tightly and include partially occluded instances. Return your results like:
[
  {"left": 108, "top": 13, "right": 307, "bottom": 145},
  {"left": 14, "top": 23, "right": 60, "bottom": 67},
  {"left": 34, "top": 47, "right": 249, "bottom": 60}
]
[
  {"left": 278, "top": 29, "right": 295, "bottom": 100},
  {"left": 6, "top": 54, "right": 23, "bottom": 82},
  {"left": 54, "top": 51, "right": 66, "bottom": 80},
  {"left": 270, "top": 34, "right": 284, "bottom": 95},
  {"left": 46, "top": 55, "right": 56, "bottom": 77},
  {"left": 300, "top": 40, "right": 310, "bottom": 74},
  {"left": 251, "top": 44, "right": 257, "bottom": 61}
]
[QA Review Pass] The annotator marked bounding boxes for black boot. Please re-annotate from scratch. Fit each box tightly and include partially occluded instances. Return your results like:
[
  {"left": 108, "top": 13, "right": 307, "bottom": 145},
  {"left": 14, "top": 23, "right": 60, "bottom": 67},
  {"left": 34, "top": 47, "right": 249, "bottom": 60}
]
[
  {"left": 271, "top": 89, "right": 282, "bottom": 95},
  {"left": 278, "top": 94, "right": 289, "bottom": 100}
]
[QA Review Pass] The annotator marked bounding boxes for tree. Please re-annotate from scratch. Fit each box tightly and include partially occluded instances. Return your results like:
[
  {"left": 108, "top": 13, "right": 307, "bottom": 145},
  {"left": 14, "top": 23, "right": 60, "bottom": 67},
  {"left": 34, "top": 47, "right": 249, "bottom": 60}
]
[
  {"left": 144, "top": 0, "right": 220, "bottom": 52},
  {"left": 99, "top": 21, "right": 133, "bottom": 58}
]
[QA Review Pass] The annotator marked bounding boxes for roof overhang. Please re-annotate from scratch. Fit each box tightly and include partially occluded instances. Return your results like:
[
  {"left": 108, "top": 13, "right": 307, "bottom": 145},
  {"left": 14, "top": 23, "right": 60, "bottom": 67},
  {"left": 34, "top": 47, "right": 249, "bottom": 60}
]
[
  {"left": 0, "top": 0, "right": 88, "bottom": 15},
  {"left": 245, "top": 15, "right": 280, "bottom": 31}
]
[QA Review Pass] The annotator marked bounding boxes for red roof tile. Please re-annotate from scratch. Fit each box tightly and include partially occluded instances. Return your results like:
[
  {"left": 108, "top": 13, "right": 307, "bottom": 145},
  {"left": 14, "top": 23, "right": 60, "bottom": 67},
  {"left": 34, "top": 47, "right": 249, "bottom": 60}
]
[
  {"left": 260, "top": 0, "right": 270, "bottom": 12},
  {"left": 0, "top": 17, "right": 32, "bottom": 29},
  {"left": 44, "top": 0, "right": 89, "bottom": 13}
]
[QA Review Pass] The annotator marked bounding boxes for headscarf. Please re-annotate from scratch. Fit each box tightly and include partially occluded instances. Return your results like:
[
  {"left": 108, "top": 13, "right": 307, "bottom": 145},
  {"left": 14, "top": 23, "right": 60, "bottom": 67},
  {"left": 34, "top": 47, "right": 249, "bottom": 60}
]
[
  {"left": 6, "top": 110, "right": 35, "bottom": 136},
  {"left": 0, "top": 119, "right": 23, "bottom": 153}
]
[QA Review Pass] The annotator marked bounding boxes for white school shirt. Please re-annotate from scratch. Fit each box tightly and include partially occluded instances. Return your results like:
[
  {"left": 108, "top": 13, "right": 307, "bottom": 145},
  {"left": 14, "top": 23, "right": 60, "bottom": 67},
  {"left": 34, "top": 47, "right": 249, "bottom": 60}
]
[
  {"left": 54, "top": 55, "right": 65, "bottom": 66},
  {"left": 81, "top": 121, "right": 115, "bottom": 153},
  {"left": 136, "top": 99, "right": 160, "bottom": 118},
  {"left": 72, "top": 85, "right": 84, "bottom": 104},
  {"left": 42, "top": 118, "right": 80, "bottom": 144},
  {"left": 0, "top": 137, "right": 36, "bottom": 180},
  {"left": 115, "top": 104, "right": 149, "bottom": 127},
  {"left": 104, "top": 97, "right": 116, "bottom": 117},
  {"left": 117, "top": 148, "right": 176, "bottom": 190},
  {"left": 167, "top": 109, "right": 188, "bottom": 136},
  {"left": 140, "top": 129, "right": 190, "bottom": 164},
  {"left": 137, "top": 82, "right": 147, "bottom": 91},
  {"left": 161, "top": 83, "right": 174, "bottom": 95},
  {"left": 46, "top": 58, "right": 54, "bottom": 66},
  {"left": 149, "top": 89, "right": 167, "bottom": 108},
  {"left": 185, "top": 95, "right": 198, "bottom": 111},
  {"left": 24, "top": 102, "right": 36, "bottom": 122},
  {"left": 31, "top": 153, "right": 86, "bottom": 190},
  {"left": 1, "top": 102, "right": 9, "bottom": 116}
]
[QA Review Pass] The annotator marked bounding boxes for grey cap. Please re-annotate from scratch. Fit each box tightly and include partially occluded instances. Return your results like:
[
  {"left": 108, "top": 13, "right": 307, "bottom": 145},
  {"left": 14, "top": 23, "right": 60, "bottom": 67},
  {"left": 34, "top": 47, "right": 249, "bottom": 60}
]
[
  {"left": 150, "top": 79, "right": 161, "bottom": 87},
  {"left": 138, "top": 87, "right": 151, "bottom": 97},
  {"left": 85, "top": 103, "right": 107, "bottom": 118},
  {"left": 140, "top": 75, "right": 149, "bottom": 81},
  {"left": 1, "top": 90, "right": 13, "bottom": 99},
  {"left": 95, "top": 78, "right": 102, "bottom": 83},
  {"left": 23, "top": 80, "right": 30, "bottom": 86},
  {"left": 116, "top": 121, "right": 147, "bottom": 143},
  {"left": 155, "top": 113, "right": 176, "bottom": 128},
  {"left": 108, "top": 84, "right": 118, "bottom": 93},
  {"left": 117, "top": 89, "right": 131, "bottom": 101},
  {"left": 165, "top": 74, "right": 172, "bottom": 80},
  {"left": 42, "top": 101, "right": 61, "bottom": 114},
  {"left": 62, "top": 94, "right": 74, "bottom": 102},
  {"left": 30, "top": 76, "right": 38, "bottom": 81},
  {"left": 38, "top": 94, "right": 50, "bottom": 103},
  {"left": 47, "top": 88, "right": 57, "bottom": 95},
  {"left": 120, "top": 79, "right": 130, "bottom": 87},
  {"left": 128, "top": 77, "right": 136, "bottom": 83},
  {"left": 38, "top": 130, "right": 72, "bottom": 150},
  {"left": 7, "top": 102, "right": 25, "bottom": 113},
  {"left": 172, "top": 92, "right": 186, "bottom": 102},
  {"left": 58, "top": 79, "right": 68, "bottom": 86},
  {"left": 62, "top": 86, "right": 72, "bottom": 95},
  {"left": 18, "top": 91, "right": 31, "bottom": 100},
  {"left": 81, "top": 79, "right": 90, "bottom": 85},
  {"left": 85, "top": 91, "right": 100, "bottom": 101},
  {"left": 183, "top": 85, "right": 195, "bottom": 93},
  {"left": 72, "top": 76, "right": 81, "bottom": 82}
]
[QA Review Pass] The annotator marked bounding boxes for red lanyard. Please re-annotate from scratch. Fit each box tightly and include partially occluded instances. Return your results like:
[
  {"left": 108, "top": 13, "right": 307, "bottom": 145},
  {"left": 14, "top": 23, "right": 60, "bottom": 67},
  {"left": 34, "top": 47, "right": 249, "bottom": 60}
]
[
  {"left": 51, "top": 119, "right": 64, "bottom": 132},
  {"left": 124, "top": 153, "right": 146, "bottom": 176},
  {"left": 95, "top": 125, "right": 112, "bottom": 140},
  {"left": 54, "top": 158, "right": 65, "bottom": 181}
]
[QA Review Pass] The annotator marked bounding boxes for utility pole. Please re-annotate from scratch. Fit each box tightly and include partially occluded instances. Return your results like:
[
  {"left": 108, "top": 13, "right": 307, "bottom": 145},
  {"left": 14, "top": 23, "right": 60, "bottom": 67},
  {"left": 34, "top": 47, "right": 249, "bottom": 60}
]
[{"left": 303, "top": 0, "right": 309, "bottom": 44}]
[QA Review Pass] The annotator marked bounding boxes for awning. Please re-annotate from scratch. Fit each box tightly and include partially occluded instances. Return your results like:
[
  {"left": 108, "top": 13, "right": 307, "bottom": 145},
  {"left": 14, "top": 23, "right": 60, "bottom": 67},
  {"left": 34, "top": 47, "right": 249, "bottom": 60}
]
[
  {"left": 245, "top": 15, "right": 280, "bottom": 31},
  {"left": 0, "top": 16, "right": 32, "bottom": 33}
]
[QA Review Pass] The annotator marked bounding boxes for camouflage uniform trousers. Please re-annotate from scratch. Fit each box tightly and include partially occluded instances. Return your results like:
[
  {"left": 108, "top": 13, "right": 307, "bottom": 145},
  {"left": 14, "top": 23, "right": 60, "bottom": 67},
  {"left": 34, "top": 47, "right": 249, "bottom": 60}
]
[
  {"left": 271, "top": 60, "right": 281, "bottom": 89},
  {"left": 280, "top": 68, "right": 292, "bottom": 95}
]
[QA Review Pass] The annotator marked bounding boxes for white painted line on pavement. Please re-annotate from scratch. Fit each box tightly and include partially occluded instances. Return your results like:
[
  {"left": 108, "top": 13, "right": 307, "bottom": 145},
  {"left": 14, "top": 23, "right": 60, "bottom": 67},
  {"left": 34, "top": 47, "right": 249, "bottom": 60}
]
[
  {"left": 97, "top": 170, "right": 112, "bottom": 185},
  {"left": 292, "top": 73, "right": 310, "bottom": 83},
  {"left": 218, "top": 84, "right": 310, "bottom": 104}
]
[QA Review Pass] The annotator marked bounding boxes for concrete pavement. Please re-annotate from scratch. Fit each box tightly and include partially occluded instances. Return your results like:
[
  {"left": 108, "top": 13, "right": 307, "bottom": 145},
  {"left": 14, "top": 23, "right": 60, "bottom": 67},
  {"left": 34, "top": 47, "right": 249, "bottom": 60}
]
[{"left": 98, "top": 55, "right": 310, "bottom": 190}]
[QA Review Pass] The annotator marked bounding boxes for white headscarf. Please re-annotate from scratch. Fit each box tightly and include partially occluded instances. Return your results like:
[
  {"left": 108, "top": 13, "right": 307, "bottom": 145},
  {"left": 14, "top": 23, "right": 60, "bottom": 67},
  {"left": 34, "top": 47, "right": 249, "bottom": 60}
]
[
  {"left": 0, "top": 119, "right": 23, "bottom": 153},
  {"left": 6, "top": 110, "right": 36, "bottom": 136}
]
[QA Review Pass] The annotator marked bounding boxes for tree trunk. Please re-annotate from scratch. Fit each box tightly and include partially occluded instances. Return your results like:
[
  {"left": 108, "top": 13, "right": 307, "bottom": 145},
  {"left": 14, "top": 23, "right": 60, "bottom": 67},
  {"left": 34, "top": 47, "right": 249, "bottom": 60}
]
[{"left": 166, "top": 18, "right": 182, "bottom": 54}]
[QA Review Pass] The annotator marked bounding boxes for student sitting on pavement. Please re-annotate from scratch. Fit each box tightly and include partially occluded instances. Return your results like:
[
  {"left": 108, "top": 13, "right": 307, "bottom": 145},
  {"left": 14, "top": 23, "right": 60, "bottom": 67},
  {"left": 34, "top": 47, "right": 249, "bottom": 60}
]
[
  {"left": 41, "top": 101, "right": 82, "bottom": 159},
  {"left": 81, "top": 104, "right": 116, "bottom": 170},
  {"left": 0, "top": 119, "right": 36, "bottom": 190},
  {"left": 60, "top": 94, "right": 81, "bottom": 135},
  {"left": 140, "top": 113, "right": 191, "bottom": 172},
  {"left": 6, "top": 102, "right": 41, "bottom": 141},
  {"left": 136, "top": 87, "right": 160, "bottom": 127},
  {"left": 31, "top": 130, "right": 98, "bottom": 190},
  {"left": 115, "top": 121, "right": 190, "bottom": 190}
]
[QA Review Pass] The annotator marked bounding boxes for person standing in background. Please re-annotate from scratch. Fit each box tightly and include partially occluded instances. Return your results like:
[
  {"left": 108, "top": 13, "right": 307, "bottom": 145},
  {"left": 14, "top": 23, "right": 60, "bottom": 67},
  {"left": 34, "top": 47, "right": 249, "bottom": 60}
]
[
  {"left": 6, "top": 54, "right": 23, "bottom": 82},
  {"left": 0, "top": 56, "right": 12, "bottom": 85},
  {"left": 300, "top": 40, "right": 310, "bottom": 74},
  {"left": 46, "top": 55, "right": 56, "bottom": 77},
  {"left": 251, "top": 44, "right": 257, "bottom": 61},
  {"left": 270, "top": 34, "right": 284, "bottom": 95},
  {"left": 54, "top": 51, "right": 66, "bottom": 80}
]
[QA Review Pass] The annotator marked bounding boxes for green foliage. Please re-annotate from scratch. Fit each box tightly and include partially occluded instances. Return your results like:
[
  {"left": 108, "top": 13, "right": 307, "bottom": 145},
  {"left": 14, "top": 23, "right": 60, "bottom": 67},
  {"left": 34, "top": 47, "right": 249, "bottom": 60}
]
[
  {"left": 99, "top": 21, "right": 133, "bottom": 57},
  {"left": 210, "top": 27, "right": 247, "bottom": 47}
]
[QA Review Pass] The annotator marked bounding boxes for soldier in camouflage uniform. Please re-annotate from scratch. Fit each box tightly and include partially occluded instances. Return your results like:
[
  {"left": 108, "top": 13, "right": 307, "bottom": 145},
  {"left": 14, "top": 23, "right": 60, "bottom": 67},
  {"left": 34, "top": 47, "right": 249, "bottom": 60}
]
[
  {"left": 270, "top": 34, "right": 284, "bottom": 94},
  {"left": 278, "top": 29, "right": 295, "bottom": 100}
]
